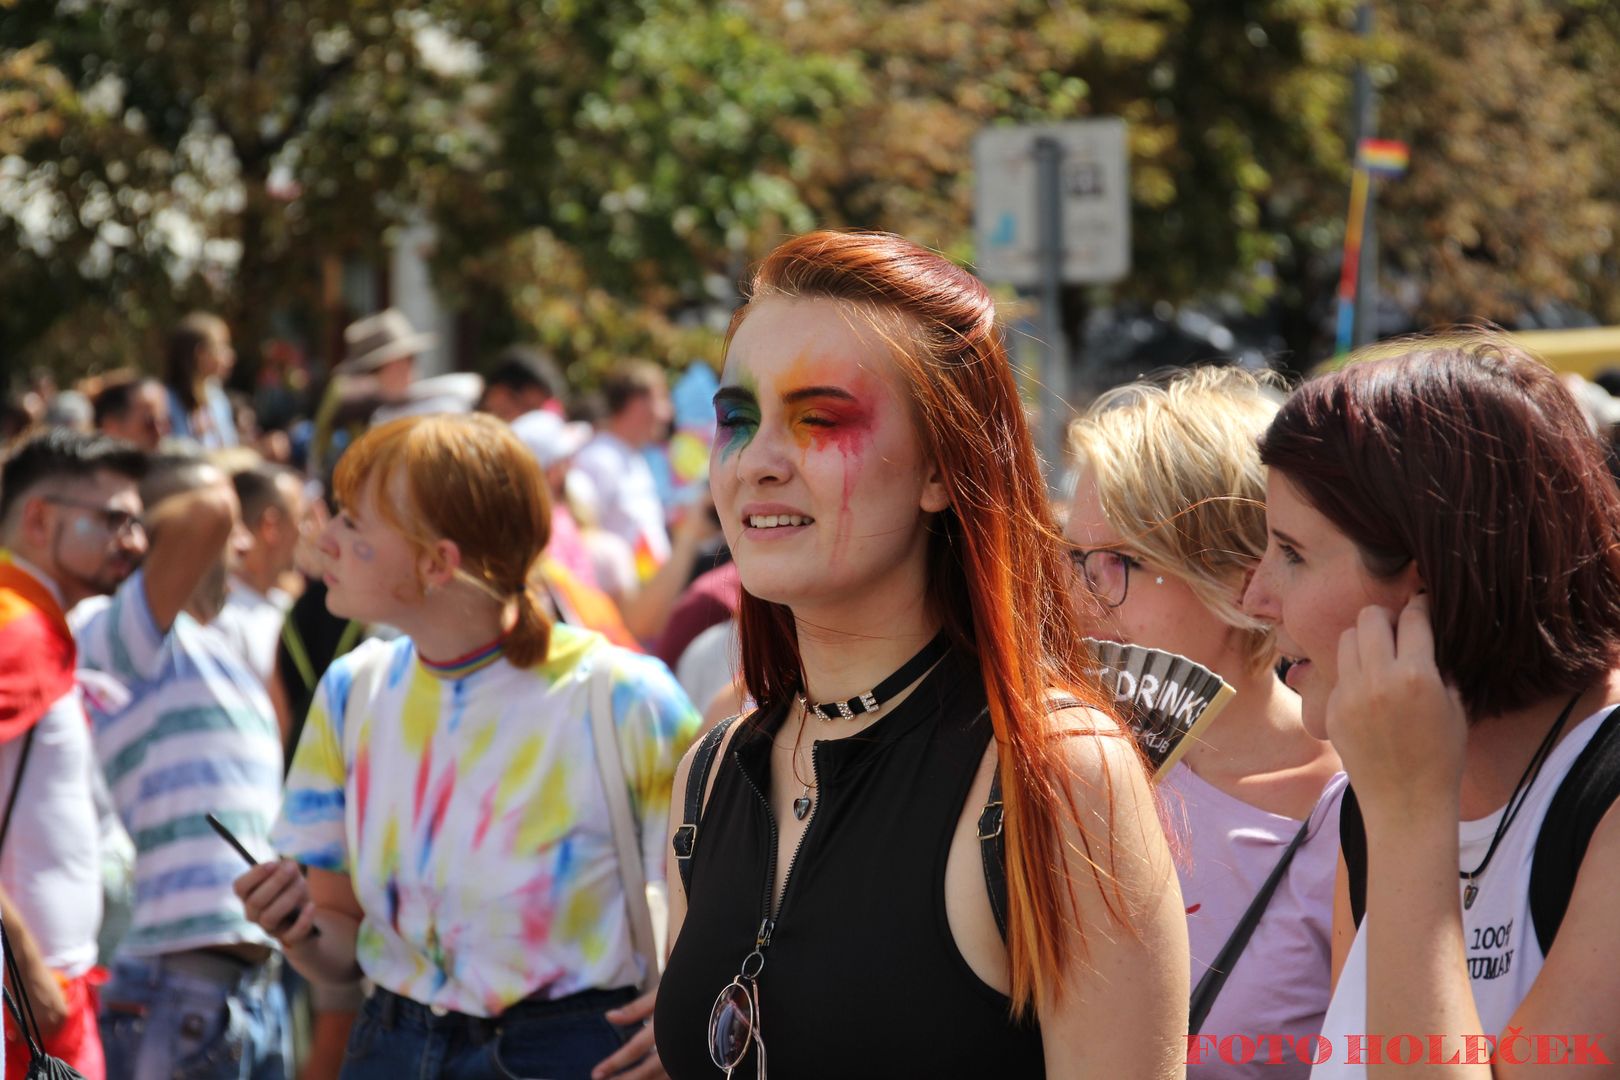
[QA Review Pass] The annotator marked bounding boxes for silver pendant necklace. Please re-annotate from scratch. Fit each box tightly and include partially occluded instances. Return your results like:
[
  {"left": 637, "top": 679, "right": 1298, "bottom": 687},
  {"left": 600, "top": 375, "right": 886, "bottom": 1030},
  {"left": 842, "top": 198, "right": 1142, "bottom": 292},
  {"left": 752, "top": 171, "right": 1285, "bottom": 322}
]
[
  {"left": 1459, "top": 691, "right": 1578, "bottom": 909},
  {"left": 788, "top": 632, "right": 949, "bottom": 819}
]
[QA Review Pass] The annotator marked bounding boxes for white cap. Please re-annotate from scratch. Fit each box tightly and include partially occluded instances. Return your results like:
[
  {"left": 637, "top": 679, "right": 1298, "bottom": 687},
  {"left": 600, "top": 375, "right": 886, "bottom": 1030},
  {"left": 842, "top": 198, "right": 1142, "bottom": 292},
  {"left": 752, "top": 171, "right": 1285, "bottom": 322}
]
[{"left": 512, "top": 409, "right": 593, "bottom": 468}]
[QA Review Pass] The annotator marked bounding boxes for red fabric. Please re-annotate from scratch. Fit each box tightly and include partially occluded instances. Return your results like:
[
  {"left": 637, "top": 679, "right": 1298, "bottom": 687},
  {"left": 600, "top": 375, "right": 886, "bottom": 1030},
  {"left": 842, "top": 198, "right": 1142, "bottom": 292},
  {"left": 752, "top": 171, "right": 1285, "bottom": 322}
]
[
  {"left": 4, "top": 969, "right": 105, "bottom": 1080},
  {"left": 0, "top": 553, "right": 76, "bottom": 743},
  {"left": 652, "top": 562, "right": 741, "bottom": 667}
]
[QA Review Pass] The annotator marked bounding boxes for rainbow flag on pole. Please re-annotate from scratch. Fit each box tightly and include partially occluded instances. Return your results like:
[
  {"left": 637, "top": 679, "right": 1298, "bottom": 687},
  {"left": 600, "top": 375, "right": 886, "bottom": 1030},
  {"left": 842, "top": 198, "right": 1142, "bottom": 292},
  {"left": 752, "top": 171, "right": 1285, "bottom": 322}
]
[
  {"left": 1358, "top": 138, "right": 1410, "bottom": 177},
  {"left": 1334, "top": 139, "right": 1412, "bottom": 354}
]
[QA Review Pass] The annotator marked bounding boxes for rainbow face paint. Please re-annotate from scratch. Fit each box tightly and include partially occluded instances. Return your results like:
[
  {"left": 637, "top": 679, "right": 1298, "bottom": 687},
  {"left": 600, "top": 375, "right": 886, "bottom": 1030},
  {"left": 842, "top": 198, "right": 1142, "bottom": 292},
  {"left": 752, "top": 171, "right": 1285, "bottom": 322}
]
[
  {"left": 714, "top": 357, "right": 878, "bottom": 463},
  {"left": 713, "top": 386, "right": 761, "bottom": 461},
  {"left": 714, "top": 296, "right": 944, "bottom": 618},
  {"left": 781, "top": 384, "right": 876, "bottom": 456}
]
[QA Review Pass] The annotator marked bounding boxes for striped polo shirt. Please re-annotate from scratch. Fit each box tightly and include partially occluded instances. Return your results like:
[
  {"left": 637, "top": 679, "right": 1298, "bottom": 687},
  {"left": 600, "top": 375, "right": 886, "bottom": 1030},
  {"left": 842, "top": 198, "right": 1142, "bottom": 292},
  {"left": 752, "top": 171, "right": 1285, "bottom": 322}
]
[{"left": 74, "top": 570, "right": 282, "bottom": 956}]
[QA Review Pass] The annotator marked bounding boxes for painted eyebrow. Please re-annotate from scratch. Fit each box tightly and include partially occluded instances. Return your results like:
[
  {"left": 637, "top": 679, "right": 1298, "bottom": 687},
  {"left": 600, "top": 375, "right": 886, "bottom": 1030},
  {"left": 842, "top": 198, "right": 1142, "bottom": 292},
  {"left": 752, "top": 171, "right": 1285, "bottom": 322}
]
[
  {"left": 781, "top": 386, "right": 858, "bottom": 405},
  {"left": 713, "top": 387, "right": 758, "bottom": 408}
]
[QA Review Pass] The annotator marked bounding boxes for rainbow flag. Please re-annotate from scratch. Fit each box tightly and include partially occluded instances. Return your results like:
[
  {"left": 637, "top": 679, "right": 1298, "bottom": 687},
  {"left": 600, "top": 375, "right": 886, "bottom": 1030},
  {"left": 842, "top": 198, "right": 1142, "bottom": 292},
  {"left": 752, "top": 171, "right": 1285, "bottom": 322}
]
[
  {"left": 0, "top": 550, "right": 77, "bottom": 740},
  {"left": 1358, "top": 138, "right": 1410, "bottom": 177},
  {"left": 633, "top": 533, "right": 662, "bottom": 583}
]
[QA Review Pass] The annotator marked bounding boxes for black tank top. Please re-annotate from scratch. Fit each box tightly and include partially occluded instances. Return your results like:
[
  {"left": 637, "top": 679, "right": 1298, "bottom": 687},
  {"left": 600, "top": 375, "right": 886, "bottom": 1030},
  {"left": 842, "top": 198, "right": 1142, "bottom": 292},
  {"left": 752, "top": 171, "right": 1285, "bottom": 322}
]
[{"left": 655, "top": 653, "right": 1045, "bottom": 1078}]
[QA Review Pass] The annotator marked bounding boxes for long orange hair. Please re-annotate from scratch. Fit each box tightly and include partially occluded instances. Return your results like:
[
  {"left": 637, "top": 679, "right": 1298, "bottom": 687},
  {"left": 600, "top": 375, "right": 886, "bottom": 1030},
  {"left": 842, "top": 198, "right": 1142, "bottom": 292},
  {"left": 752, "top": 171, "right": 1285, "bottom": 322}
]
[
  {"left": 729, "top": 230, "right": 1136, "bottom": 1013},
  {"left": 333, "top": 413, "right": 553, "bottom": 666}
]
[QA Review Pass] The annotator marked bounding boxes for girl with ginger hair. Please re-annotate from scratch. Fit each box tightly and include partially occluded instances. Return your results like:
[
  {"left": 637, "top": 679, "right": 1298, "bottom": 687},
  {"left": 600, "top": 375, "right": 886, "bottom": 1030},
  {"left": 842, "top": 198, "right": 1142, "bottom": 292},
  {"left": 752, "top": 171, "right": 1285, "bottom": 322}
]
[
  {"left": 234, "top": 413, "right": 698, "bottom": 1080},
  {"left": 654, "top": 232, "right": 1188, "bottom": 1078}
]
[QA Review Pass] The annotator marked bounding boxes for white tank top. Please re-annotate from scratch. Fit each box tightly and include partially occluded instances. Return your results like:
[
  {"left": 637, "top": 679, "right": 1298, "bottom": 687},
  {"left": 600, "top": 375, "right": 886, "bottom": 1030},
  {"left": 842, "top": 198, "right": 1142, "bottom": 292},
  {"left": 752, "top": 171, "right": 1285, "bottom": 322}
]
[{"left": 1312, "top": 706, "right": 1612, "bottom": 1078}]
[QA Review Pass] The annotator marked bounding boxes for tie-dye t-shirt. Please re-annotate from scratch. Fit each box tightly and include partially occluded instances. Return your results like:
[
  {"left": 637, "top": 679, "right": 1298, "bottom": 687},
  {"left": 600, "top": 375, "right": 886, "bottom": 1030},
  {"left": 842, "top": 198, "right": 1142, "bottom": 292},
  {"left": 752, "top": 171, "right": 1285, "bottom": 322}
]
[{"left": 272, "top": 623, "right": 699, "bottom": 1016}]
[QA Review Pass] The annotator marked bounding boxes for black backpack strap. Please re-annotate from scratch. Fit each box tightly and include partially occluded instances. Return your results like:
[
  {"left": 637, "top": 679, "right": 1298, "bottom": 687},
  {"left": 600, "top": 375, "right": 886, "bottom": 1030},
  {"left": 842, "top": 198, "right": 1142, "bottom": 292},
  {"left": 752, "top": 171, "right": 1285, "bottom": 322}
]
[
  {"left": 978, "top": 766, "right": 1009, "bottom": 942},
  {"left": 1530, "top": 703, "right": 1620, "bottom": 954},
  {"left": 1189, "top": 815, "right": 1312, "bottom": 1033},
  {"left": 1341, "top": 782, "right": 1367, "bottom": 928},
  {"left": 0, "top": 725, "right": 38, "bottom": 851},
  {"left": 981, "top": 696, "right": 1086, "bottom": 943},
  {"left": 1344, "top": 704, "right": 1620, "bottom": 950},
  {"left": 672, "top": 713, "right": 742, "bottom": 895}
]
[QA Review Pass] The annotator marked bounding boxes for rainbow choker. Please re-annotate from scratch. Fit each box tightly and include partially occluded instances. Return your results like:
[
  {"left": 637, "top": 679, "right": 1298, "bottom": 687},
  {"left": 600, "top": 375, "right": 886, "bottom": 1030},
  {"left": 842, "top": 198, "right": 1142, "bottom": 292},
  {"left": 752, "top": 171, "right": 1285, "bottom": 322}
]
[{"left": 419, "top": 637, "right": 504, "bottom": 679}]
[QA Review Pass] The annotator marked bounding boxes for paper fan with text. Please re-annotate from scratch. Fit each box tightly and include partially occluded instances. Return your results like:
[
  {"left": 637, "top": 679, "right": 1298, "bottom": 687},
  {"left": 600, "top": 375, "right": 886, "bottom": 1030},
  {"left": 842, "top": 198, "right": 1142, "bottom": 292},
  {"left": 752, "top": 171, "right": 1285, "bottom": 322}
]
[{"left": 1082, "top": 638, "right": 1235, "bottom": 779}]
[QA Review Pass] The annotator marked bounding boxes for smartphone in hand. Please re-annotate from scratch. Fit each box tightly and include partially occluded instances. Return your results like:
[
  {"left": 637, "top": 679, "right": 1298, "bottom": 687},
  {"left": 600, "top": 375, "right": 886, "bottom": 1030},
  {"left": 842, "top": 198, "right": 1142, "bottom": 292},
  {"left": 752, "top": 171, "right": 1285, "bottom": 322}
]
[{"left": 209, "top": 813, "right": 320, "bottom": 938}]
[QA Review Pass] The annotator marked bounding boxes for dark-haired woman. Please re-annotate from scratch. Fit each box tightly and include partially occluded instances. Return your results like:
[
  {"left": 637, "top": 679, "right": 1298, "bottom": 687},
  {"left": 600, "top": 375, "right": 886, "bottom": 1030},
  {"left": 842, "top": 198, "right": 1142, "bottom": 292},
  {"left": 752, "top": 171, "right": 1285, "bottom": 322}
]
[
  {"left": 232, "top": 414, "right": 699, "bottom": 1080},
  {"left": 163, "top": 312, "right": 239, "bottom": 449},
  {"left": 1243, "top": 333, "right": 1620, "bottom": 1075},
  {"left": 654, "top": 231, "right": 1189, "bottom": 1079}
]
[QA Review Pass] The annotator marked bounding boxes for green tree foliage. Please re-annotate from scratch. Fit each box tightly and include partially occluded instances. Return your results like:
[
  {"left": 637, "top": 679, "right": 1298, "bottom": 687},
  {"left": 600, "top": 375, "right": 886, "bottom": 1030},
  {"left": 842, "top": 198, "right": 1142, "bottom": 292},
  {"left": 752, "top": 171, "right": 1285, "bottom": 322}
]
[
  {"left": 768, "top": 0, "right": 1367, "bottom": 346},
  {"left": 767, "top": 0, "right": 1620, "bottom": 358},
  {"left": 5, "top": 0, "right": 1620, "bottom": 388},
  {"left": 0, "top": 0, "right": 852, "bottom": 386},
  {"left": 1375, "top": 0, "right": 1616, "bottom": 324}
]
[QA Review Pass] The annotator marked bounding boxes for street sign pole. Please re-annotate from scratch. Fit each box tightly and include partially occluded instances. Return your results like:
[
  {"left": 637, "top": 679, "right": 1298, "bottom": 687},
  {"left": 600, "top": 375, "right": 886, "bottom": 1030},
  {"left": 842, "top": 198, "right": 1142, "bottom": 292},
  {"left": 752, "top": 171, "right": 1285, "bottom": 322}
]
[
  {"left": 974, "top": 119, "right": 1129, "bottom": 486},
  {"left": 1033, "top": 137, "right": 1068, "bottom": 478}
]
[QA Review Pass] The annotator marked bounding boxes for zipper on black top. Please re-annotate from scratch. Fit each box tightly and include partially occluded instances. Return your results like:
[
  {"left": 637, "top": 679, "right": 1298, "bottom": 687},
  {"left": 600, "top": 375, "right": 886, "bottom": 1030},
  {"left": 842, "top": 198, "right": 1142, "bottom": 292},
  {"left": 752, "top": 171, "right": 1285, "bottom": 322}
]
[{"left": 736, "top": 738, "right": 823, "bottom": 955}]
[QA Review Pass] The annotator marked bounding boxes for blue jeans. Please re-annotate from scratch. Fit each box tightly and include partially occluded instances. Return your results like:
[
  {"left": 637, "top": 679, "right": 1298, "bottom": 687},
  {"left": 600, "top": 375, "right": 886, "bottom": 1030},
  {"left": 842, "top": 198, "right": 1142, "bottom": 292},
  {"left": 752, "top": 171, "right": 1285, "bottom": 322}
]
[
  {"left": 99, "top": 952, "right": 291, "bottom": 1080},
  {"left": 339, "top": 987, "right": 637, "bottom": 1080}
]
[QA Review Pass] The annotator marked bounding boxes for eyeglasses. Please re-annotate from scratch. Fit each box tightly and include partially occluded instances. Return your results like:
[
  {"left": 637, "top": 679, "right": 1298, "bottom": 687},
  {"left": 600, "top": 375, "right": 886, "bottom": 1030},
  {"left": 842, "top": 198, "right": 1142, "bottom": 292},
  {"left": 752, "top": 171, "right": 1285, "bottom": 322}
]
[
  {"left": 708, "top": 967, "right": 766, "bottom": 1077},
  {"left": 44, "top": 496, "right": 145, "bottom": 539},
  {"left": 1068, "top": 547, "right": 1146, "bottom": 608}
]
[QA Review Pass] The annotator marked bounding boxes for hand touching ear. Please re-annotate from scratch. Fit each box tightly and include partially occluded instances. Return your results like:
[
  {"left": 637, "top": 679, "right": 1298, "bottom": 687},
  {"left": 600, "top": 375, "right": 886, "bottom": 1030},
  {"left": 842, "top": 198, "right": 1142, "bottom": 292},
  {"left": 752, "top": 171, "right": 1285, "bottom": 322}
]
[{"left": 1326, "top": 594, "right": 1467, "bottom": 818}]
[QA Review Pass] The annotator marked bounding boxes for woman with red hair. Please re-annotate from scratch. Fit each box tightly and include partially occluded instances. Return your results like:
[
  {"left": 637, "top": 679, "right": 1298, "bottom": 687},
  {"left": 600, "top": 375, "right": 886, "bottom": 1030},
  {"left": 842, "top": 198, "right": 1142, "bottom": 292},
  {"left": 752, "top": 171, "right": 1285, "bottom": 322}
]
[{"left": 654, "top": 231, "right": 1188, "bottom": 1078}]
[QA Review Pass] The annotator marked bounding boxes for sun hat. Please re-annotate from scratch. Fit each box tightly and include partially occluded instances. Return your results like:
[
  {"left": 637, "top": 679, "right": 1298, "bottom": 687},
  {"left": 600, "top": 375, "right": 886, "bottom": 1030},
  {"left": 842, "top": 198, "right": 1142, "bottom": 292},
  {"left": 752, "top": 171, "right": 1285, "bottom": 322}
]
[{"left": 338, "top": 308, "right": 436, "bottom": 374}]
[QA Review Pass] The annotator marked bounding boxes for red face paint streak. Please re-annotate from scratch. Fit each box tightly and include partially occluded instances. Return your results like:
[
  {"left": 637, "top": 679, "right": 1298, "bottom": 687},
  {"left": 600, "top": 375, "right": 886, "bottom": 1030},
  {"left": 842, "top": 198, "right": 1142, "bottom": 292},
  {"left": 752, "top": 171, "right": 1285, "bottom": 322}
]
[{"left": 778, "top": 353, "right": 880, "bottom": 565}]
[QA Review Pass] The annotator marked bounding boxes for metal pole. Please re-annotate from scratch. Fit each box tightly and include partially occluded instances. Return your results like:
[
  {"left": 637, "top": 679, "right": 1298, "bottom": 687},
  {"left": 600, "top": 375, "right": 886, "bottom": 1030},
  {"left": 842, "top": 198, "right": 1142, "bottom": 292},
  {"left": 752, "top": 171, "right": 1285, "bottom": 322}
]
[
  {"left": 1351, "top": 1, "right": 1378, "bottom": 349},
  {"left": 1033, "top": 136, "right": 1067, "bottom": 480}
]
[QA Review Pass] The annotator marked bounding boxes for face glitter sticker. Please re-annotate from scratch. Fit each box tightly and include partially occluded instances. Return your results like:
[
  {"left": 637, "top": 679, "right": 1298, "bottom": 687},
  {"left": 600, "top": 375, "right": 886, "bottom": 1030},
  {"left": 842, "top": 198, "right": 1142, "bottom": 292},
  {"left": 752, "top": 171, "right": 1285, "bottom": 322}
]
[{"left": 352, "top": 537, "right": 377, "bottom": 562}]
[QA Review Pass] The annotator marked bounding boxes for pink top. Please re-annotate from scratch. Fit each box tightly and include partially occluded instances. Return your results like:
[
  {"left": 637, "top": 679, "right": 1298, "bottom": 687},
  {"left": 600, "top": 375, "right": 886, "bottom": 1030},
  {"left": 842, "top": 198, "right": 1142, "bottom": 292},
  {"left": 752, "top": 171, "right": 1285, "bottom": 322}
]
[
  {"left": 1161, "top": 763, "right": 1347, "bottom": 1079},
  {"left": 546, "top": 503, "right": 599, "bottom": 587}
]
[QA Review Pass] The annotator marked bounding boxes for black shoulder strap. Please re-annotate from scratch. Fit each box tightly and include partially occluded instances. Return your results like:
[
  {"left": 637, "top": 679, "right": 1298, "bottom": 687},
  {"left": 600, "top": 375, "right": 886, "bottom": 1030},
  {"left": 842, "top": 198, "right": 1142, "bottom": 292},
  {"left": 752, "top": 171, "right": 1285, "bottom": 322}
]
[
  {"left": 1188, "top": 814, "right": 1312, "bottom": 1034},
  {"left": 1529, "top": 703, "right": 1620, "bottom": 954},
  {"left": 982, "top": 697, "right": 1085, "bottom": 943},
  {"left": 0, "top": 727, "right": 48, "bottom": 1060},
  {"left": 1346, "top": 703, "right": 1620, "bottom": 952},
  {"left": 978, "top": 767, "right": 1008, "bottom": 942},
  {"left": 672, "top": 713, "right": 742, "bottom": 895},
  {"left": 2, "top": 920, "right": 47, "bottom": 1062},
  {"left": 0, "top": 725, "right": 38, "bottom": 852},
  {"left": 1343, "top": 782, "right": 1367, "bottom": 929}
]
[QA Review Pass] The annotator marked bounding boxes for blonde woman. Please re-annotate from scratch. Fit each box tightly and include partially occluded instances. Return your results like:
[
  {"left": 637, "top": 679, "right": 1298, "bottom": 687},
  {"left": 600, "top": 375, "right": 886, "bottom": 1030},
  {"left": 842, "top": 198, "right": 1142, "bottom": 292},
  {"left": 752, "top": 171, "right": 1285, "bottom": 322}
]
[{"left": 1066, "top": 366, "right": 1344, "bottom": 1078}]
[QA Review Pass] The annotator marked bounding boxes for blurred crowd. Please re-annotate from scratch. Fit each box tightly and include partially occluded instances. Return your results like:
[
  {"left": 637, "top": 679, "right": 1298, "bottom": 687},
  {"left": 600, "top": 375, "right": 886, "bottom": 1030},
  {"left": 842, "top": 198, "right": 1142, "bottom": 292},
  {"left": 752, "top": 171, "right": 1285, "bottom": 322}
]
[
  {"left": 2, "top": 309, "right": 745, "bottom": 713},
  {"left": 0, "top": 308, "right": 744, "bottom": 1080}
]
